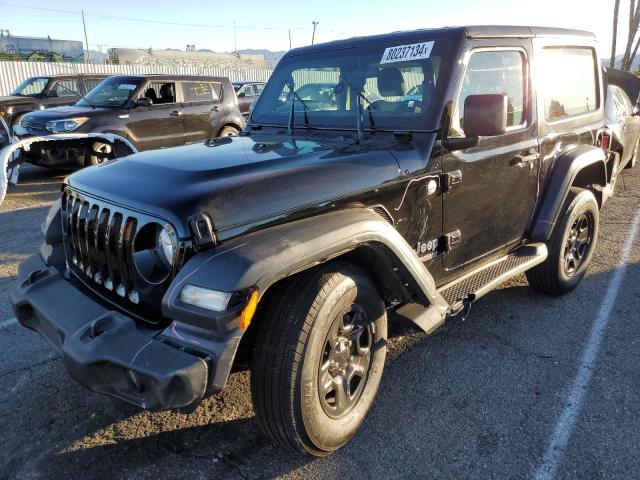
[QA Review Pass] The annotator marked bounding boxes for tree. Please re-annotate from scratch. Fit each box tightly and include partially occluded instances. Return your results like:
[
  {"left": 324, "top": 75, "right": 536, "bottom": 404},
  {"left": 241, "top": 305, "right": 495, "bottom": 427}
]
[
  {"left": 611, "top": 0, "right": 620, "bottom": 68},
  {"left": 621, "top": 0, "right": 640, "bottom": 71}
]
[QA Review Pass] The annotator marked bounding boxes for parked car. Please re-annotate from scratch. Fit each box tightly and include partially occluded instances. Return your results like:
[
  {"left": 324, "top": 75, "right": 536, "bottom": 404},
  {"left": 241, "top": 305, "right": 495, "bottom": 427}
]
[
  {"left": 0, "top": 74, "right": 106, "bottom": 126},
  {"left": 13, "top": 74, "right": 245, "bottom": 168},
  {"left": 233, "top": 81, "right": 265, "bottom": 116},
  {"left": 605, "top": 83, "right": 640, "bottom": 178},
  {"left": 12, "top": 26, "right": 614, "bottom": 457}
]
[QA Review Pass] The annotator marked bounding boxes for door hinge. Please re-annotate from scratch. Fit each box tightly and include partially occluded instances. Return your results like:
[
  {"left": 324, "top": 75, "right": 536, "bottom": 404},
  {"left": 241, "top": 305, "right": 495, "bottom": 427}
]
[
  {"left": 441, "top": 170, "right": 462, "bottom": 192},
  {"left": 445, "top": 229, "right": 462, "bottom": 252}
]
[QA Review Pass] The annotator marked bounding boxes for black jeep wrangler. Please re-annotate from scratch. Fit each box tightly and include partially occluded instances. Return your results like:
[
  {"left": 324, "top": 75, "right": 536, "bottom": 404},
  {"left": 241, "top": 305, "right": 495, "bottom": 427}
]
[{"left": 11, "top": 26, "right": 612, "bottom": 456}]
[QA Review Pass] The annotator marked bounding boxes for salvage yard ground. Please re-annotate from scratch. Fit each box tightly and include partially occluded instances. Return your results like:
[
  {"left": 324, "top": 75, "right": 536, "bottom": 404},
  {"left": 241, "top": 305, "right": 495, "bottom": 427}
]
[{"left": 1, "top": 165, "right": 639, "bottom": 479}]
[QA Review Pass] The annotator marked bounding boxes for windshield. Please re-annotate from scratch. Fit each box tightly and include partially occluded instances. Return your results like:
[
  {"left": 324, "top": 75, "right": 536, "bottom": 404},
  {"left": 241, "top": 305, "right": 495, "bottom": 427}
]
[
  {"left": 11, "top": 77, "right": 51, "bottom": 97},
  {"left": 251, "top": 39, "right": 450, "bottom": 130},
  {"left": 76, "top": 77, "right": 143, "bottom": 108}
]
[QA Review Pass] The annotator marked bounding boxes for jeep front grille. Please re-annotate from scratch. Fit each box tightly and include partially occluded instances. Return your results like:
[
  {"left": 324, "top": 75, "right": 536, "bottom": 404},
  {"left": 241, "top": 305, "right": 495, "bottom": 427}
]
[{"left": 62, "top": 189, "right": 139, "bottom": 303}]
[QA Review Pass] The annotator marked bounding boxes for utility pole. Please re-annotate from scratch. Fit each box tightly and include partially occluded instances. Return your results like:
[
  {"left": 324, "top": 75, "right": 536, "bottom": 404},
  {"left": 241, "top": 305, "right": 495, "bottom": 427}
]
[
  {"left": 289, "top": 28, "right": 292, "bottom": 50},
  {"left": 311, "top": 21, "right": 319, "bottom": 45},
  {"left": 81, "top": 10, "right": 90, "bottom": 63},
  {"left": 233, "top": 21, "right": 238, "bottom": 58}
]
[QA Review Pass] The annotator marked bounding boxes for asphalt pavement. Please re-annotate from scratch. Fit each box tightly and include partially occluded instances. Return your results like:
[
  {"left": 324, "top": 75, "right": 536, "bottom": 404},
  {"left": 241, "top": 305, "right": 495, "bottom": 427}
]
[{"left": 0, "top": 164, "right": 639, "bottom": 480}]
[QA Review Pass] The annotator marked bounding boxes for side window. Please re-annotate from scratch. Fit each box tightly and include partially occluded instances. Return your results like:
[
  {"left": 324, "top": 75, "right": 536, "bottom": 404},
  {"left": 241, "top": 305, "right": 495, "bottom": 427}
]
[
  {"left": 540, "top": 47, "right": 598, "bottom": 121},
  {"left": 182, "top": 81, "right": 219, "bottom": 102},
  {"left": 255, "top": 84, "right": 265, "bottom": 94},
  {"left": 457, "top": 50, "right": 525, "bottom": 133},
  {"left": 52, "top": 80, "right": 81, "bottom": 97},
  {"left": 84, "top": 79, "right": 102, "bottom": 92},
  {"left": 143, "top": 82, "right": 176, "bottom": 105},
  {"left": 241, "top": 85, "right": 255, "bottom": 96}
]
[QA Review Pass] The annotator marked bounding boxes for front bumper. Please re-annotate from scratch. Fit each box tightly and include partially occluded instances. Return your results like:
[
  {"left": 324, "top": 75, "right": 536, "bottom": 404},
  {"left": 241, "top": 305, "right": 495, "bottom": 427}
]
[
  {"left": 5, "top": 128, "right": 137, "bottom": 168},
  {"left": 10, "top": 253, "right": 224, "bottom": 410}
]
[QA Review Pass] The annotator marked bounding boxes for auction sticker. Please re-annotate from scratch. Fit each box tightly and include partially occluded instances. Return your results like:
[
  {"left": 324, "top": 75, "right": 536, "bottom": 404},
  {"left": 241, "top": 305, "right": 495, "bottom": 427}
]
[{"left": 380, "top": 41, "right": 434, "bottom": 64}]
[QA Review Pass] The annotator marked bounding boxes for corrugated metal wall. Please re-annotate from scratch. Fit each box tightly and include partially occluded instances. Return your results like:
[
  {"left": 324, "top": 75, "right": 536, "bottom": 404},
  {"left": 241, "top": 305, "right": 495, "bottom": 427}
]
[{"left": 0, "top": 62, "right": 273, "bottom": 96}]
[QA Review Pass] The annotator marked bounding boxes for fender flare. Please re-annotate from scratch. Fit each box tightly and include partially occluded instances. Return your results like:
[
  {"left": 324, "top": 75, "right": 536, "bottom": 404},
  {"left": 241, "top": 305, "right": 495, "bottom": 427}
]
[
  {"left": 530, "top": 145, "right": 607, "bottom": 241},
  {"left": 162, "top": 208, "right": 449, "bottom": 325},
  {"left": 0, "top": 114, "right": 14, "bottom": 205}
]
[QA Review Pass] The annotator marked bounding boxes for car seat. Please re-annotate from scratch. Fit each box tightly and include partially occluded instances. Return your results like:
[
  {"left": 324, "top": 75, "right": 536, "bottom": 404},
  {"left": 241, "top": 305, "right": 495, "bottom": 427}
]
[
  {"left": 370, "top": 68, "right": 406, "bottom": 112},
  {"left": 144, "top": 88, "right": 158, "bottom": 104}
]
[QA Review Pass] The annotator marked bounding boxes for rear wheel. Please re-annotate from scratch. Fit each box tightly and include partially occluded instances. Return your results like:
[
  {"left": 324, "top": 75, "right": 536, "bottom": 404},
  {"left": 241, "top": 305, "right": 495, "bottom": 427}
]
[
  {"left": 526, "top": 188, "right": 599, "bottom": 296},
  {"left": 218, "top": 126, "right": 239, "bottom": 137},
  {"left": 251, "top": 262, "right": 387, "bottom": 456}
]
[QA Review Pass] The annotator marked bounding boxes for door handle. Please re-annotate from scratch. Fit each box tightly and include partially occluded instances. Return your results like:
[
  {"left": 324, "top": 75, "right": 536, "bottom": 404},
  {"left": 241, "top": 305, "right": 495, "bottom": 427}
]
[
  {"left": 170, "top": 110, "right": 183, "bottom": 117},
  {"left": 511, "top": 152, "right": 539, "bottom": 169}
]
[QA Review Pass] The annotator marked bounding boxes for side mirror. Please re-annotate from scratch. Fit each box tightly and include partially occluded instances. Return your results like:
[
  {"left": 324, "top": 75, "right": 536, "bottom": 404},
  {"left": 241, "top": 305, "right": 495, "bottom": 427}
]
[
  {"left": 237, "top": 92, "right": 246, "bottom": 98},
  {"left": 45, "top": 90, "right": 59, "bottom": 98},
  {"left": 135, "top": 97, "right": 153, "bottom": 107},
  {"left": 463, "top": 94, "right": 508, "bottom": 137}
]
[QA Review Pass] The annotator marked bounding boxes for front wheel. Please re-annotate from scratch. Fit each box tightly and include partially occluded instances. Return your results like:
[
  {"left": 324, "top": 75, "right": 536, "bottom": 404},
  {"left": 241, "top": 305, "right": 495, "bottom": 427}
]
[
  {"left": 251, "top": 262, "right": 387, "bottom": 456},
  {"left": 527, "top": 188, "right": 599, "bottom": 296}
]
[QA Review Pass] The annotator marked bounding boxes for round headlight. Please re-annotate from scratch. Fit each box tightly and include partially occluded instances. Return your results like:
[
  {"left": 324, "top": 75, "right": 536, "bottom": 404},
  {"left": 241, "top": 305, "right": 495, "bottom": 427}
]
[
  {"left": 133, "top": 222, "right": 178, "bottom": 285},
  {"left": 157, "top": 224, "right": 177, "bottom": 266}
]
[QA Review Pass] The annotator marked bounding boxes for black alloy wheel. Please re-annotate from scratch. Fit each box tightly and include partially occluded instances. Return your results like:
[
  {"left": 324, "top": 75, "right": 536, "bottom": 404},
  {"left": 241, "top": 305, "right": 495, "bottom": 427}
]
[
  {"left": 562, "top": 212, "right": 594, "bottom": 277},
  {"left": 318, "top": 304, "right": 374, "bottom": 419}
]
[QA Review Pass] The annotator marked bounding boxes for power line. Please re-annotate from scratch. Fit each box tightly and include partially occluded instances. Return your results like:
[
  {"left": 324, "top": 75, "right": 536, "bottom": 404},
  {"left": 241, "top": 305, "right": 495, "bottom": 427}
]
[{"left": 0, "top": 1, "right": 306, "bottom": 31}]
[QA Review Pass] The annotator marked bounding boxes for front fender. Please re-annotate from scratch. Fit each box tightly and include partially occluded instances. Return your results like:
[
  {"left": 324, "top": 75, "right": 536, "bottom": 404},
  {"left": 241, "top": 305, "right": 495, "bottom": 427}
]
[
  {"left": 530, "top": 145, "right": 606, "bottom": 241},
  {"left": 162, "top": 208, "right": 448, "bottom": 327}
]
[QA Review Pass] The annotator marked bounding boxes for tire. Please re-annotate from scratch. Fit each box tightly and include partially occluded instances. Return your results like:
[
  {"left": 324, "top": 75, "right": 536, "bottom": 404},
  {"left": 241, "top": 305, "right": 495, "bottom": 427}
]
[
  {"left": 86, "top": 142, "right": 112, "bottom": 166},
  {"left": 218, "top": 126, "right": 239, "bottom": 137},
  {"left": 625, "top": 138, "right": 639, "bottom": 169},
  {"left": 526, "top": 188, "right": 599, "bottom": 296},
  {"left": 251, "top": 262, "right": 387, "bottom": 456}
]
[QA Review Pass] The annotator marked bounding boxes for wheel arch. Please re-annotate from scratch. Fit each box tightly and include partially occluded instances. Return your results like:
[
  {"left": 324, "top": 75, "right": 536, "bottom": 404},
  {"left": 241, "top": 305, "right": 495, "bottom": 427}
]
[
  {"left": 215, "top": 122, "right": 242, "bottom": 136},
  {"left": 530, "top": 145, "right": 607, "bottom": 241},
  {"left": 162, "top": 208, "right": 448, "bottom": 333}
]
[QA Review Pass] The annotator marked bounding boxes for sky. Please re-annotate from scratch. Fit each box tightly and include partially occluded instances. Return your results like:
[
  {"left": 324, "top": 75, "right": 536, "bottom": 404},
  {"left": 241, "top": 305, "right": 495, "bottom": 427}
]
[{"left": 0, "top": 0, "right": 630, "bottom": 58}]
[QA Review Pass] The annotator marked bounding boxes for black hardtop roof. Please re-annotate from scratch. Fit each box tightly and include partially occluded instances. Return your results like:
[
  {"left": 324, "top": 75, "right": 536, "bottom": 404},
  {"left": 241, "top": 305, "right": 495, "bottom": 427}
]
[
  {"left": 30, "top": 73, "right": 107, "bottom": 80},
  {"left": 108, "top": 74, "right": 228, "bottom": 82},
  {"left": 233, "top": 81, "right": 266, "bottom": 85},
  {"left": 287, "top": 25, "right": 596, "bottom": 56}
]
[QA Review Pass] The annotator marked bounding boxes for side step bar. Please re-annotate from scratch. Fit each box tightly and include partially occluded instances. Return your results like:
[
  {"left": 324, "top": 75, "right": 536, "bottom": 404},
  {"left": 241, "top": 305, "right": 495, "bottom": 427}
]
[
  {"left": 395, "top": 243, "right": 547, "bottom": 333},
  {"left": 438, "top": 243, "right": 548, "bottom": 307}
]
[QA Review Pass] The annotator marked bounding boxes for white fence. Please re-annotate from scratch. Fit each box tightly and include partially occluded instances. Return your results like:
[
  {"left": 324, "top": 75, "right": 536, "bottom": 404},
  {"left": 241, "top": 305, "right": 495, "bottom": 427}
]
[{"left": 0, "top": 61, "right": 273, "bottom": 96}]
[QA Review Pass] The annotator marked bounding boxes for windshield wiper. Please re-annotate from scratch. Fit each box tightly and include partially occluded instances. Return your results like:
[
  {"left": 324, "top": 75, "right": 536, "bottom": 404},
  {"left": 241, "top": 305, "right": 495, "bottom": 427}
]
[
  {"left": 337, "top": 75, "right": 381, "bottom": 143},
  {"left": 55, "top": 82, "right": 96, "bottom": 109},
  {"left": 285, "top": 80, "right": 310, "bottom": 135}
]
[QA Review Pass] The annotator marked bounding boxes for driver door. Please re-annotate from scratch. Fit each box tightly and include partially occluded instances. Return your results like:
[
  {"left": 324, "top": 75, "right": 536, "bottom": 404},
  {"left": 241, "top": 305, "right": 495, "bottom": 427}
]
[
  {"left": 441, "top": 45, "right": 539, "bottom": 271},
  {"left": 126, "top": 81, "right": 185, "bottom": 150}
]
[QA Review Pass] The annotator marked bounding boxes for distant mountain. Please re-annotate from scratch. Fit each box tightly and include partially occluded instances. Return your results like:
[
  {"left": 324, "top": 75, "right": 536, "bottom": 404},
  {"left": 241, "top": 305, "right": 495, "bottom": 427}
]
[
  {"left": 86, "top": 50, "right": 108, "bottom": 64},
  {"left": 237, "top": 49, "right": 285, "bottom": 69},
  {"left": 602, "top": 53, "right": 640, "bottom": 71}
]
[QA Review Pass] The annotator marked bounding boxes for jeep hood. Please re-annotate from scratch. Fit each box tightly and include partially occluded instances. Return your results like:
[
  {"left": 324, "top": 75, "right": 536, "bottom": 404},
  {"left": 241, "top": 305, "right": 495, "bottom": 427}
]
[{"left": 67, "top": 134, "right": 403, "bottom": 239}]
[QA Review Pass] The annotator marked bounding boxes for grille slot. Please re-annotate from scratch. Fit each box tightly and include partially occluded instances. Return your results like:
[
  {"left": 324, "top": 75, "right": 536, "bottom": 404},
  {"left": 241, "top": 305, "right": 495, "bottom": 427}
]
[{"left": 62, "top": 190, "right": 139, "bottom": 301}]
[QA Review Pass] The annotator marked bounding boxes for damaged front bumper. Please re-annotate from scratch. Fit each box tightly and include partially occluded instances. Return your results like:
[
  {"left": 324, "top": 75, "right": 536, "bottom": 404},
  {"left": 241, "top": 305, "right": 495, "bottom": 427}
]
[
  {"left": 5, "top": 129, "right": 137, "bottom": 168},
  {"left": 10, "top": 253, "right": 241, "bottom": 410}
]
